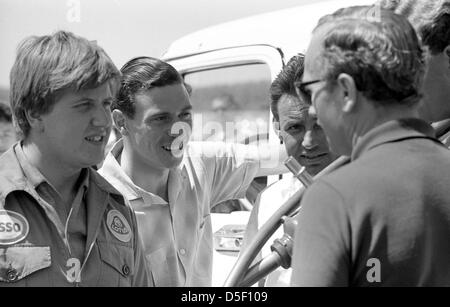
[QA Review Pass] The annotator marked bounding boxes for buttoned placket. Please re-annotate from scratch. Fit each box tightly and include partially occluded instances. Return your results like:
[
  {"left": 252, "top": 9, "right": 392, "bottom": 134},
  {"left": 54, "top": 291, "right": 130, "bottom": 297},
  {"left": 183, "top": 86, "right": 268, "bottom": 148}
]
[
  {"left": 30, "top": 183, "right": 87, "bottom": 285},
  {"left": 167, "top": 167, "right": 188, "bottom": 285},
  {"left": 77, "top": 182, "right": 110, "bottom": 286},
  {"left": 27, "top": 186, "right": 73, "bottom": 272},
  {"left": 26, "top": 172, "right": 109, "bottom": 286},
  {"left": 64, "top": 186, "right": 86, "bottom": 258}
]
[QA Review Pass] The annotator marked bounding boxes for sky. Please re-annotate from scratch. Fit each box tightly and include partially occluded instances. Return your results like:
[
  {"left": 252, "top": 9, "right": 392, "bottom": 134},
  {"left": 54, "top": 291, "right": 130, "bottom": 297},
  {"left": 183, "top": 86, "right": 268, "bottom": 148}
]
[{"left": 0, "top": 0, "right": 324, "bottom": 88}]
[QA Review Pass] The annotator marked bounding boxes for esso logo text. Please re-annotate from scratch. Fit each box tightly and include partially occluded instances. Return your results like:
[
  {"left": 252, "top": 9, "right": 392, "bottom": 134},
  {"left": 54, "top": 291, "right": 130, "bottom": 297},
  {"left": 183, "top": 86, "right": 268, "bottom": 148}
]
[{"left": 0, "top": 210, "right": 29, "bottom": 245}]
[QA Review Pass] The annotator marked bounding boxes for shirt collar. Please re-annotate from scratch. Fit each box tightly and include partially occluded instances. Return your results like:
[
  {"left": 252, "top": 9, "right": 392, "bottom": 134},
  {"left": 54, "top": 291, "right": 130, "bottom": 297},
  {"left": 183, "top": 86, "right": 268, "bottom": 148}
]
[
  {"left": 100, "top": 139, "right": 179, "bottom": 205},
  {"left": 15, "top": 142, "right": 46, "bottom": 188},
  {"left": 351, "top": 118, "right": 437, "bottom": 161},
  {"left": 15, "top": 142, "right": 90, "bottom": 193}
]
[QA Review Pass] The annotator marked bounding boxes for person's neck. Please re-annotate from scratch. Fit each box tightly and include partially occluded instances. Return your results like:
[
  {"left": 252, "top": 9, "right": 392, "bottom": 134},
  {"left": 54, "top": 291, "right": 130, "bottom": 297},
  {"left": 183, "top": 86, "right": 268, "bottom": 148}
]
[
  {"left": 22, "top": 140, "right": 82, "bottom": 203},
  {"left": 351, "top": 103, "right": 420, "bottom": 149},
  {"left": 120, "top": 142, "right": 170, "bottom": 201}
]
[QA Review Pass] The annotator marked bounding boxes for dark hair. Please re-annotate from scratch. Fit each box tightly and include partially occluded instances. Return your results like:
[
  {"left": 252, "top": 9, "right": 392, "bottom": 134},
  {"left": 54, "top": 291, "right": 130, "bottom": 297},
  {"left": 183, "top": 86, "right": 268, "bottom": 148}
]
[
  {"left": 113, "top": 56, "right": 187, "bottom": 118},
  {"left": 315, "top": 5, "right": 425, "bottom": 106},
  {"left": 378, "top": 0, "right": 450, "bottom": 55},
  {"left": 0, "top": 102, "right": 12, "bottom": 123},
  {"left": 270, "top": 54, "right": 305, "bottom": 121},
  {"left": 10, "top": 30, "right": 120, "bottom": 138}
]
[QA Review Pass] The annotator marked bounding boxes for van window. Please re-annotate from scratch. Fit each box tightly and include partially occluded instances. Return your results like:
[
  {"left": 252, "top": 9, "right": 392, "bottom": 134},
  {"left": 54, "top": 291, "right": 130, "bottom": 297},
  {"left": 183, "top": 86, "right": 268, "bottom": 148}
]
[{"left": 184, "top": 63, "right": 272, "bottom": 144}]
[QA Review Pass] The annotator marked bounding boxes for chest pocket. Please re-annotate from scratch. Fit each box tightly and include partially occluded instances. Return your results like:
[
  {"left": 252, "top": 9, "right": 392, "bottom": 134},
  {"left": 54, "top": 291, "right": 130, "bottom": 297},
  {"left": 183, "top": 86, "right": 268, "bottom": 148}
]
[
  {"left": 97, "top": 241, "right": 135, "bottom": 286},
  {"left": 0, "top": 246, "right": 51, "bottom": 286},
  {"left": 146, "top": 246, "right": 179, "bottom": 286}
]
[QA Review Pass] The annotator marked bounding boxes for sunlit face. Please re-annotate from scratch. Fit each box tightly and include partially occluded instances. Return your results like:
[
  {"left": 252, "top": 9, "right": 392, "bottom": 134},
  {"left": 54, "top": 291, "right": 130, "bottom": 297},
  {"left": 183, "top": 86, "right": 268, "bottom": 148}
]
[
  {"left": 303, "top": 26, "right": 350, "bottom": 156},
  {"left": 123, "top": 83, "right": 193, "bottom": 171},
  {"left": 0, "top": 121, "right": 16, "bottom": 155},
  {"left": 35, "top": 81, "right": 114, "bottom": 169},
  {"left": 419, "top": 48, "right": 450, "bottom": 122},
  {"left": 276, "top": 94, "right": 334, "bottom": 176}
]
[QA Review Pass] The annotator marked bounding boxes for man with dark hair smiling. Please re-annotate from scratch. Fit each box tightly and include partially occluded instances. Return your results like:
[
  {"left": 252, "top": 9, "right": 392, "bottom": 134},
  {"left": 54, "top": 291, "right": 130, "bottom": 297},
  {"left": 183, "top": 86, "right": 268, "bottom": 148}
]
[
  {"left": 99, "top": 56, "right": 287, "bottom": 286},
  {"left": 243, "top": 54, "right": 336, "bottom": 286},
  {"left": 0, "top": 31, "right": 149, "bottom": 286},
  {"left": 291, "top": 5, "right": 450, "bottom": 286}
]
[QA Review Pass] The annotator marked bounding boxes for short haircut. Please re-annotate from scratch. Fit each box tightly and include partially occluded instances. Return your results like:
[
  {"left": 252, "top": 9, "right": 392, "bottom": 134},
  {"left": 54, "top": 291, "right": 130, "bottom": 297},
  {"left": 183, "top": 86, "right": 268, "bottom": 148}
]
[
  {"left": 314, "top": 5, "right": 425, "bottom": 107},
  {"left": 10, "top": 30, "right": 120, "bottom": 138},
  {"left": 270, "top": 54, "right": 305, "bottom": 121},
  {"left": 113, "top": 56, "right": 187, "bottom": 118},
  {"left": 377, "top": 0, "right": 450, "bottom": 54},
  {"left": 0, "top": 102, "right": 12, "bottom": 123}
]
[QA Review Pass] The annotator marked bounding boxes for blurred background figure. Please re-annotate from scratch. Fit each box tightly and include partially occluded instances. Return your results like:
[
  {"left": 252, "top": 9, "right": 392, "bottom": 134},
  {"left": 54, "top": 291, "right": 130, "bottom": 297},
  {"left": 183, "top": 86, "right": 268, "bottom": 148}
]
[
  {"left": 209, "top": 94, "right": 240, "bottom": 141},
  {"left": 0, "top": 101, "right": 17, "bottom": 155},
  {"left": 210, "top": 94, "right": 246, "bottom": 212},
  {"left": 378, "top": 0, "right": 450, "bottom": 145},
  {"left": 212, "top": 94, "right": 240, "bottom": 118}
]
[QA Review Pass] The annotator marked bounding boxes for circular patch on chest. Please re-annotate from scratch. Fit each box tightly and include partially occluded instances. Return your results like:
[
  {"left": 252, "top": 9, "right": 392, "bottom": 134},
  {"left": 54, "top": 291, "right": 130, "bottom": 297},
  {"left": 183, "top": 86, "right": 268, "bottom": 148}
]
[{"left": 106, "top": 210, "right": 132, "bottom": 243}]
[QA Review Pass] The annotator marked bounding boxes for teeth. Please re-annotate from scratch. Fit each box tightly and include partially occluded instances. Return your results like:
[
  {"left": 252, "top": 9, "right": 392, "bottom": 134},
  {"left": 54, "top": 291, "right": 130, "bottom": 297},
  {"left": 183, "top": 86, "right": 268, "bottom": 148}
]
[
  {"left": 86, "top": 136, "right": 103, "bottom": 142},
  {"left": 162, "top": 143, "right": 184, "bottom": 151}
]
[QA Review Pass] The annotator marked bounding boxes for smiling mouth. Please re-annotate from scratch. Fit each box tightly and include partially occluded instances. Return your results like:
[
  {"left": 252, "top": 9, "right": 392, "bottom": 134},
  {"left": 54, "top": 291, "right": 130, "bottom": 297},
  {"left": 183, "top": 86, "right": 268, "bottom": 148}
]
[
  {"left": 85, "top": 136, "right": 105, "bottom": 143},
  {"left": 161, "top": 143, "right": 184, "bottom": 152}
]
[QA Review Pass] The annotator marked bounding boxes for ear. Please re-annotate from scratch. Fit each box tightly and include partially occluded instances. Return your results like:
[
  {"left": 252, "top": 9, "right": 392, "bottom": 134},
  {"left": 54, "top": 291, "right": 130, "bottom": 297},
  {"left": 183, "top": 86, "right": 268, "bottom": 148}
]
[
  {"left": 336, "top": 73, "right": 358, "bottom": 113},
  {"left": 444, "top": 45, "right": 450, "bottom": 71},
  {"left": 25, "top": 109, "right": 44, "bottom": 132},
  {"left": 272, "top": 119, "right": 283, "bottom": 142},
  {"left": 112, "top": 109, "right": 128, "bottom": 136}
]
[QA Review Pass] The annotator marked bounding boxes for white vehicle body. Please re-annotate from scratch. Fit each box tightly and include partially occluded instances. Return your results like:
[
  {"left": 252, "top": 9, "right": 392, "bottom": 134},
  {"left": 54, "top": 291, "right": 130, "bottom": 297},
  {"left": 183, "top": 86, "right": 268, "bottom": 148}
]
[{"left": 162, "top": 0, "right": 375, "bottom": 286}]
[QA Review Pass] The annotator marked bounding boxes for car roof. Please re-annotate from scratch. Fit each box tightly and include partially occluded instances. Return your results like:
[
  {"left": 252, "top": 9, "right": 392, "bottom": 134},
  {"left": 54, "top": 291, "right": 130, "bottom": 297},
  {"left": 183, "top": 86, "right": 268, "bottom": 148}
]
[{"left": 163, "top": 0, "right": 376, "bottom": 61}]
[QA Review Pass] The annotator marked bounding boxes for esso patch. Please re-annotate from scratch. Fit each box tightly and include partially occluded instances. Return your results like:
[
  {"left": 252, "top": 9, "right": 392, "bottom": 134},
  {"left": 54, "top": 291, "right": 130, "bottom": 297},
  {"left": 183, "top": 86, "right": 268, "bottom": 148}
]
[
  {"left": 0, "top": 210, "right": 29, "bottom": 245},
  {"left": 106, "top": 210, "right": 132, "bottom": 242}
]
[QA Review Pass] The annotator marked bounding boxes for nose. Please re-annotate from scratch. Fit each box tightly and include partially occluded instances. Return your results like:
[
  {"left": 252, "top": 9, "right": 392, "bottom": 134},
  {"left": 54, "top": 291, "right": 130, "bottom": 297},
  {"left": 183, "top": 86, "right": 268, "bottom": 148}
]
[
  {"left": 169, "top": 120, "right": 192, "bottom": 139},
  {"left": 302, "top": 129, "right": 318, "bottom": 150},
  {"left": 92, "top": 105, "right": 112, "bottom": 128}
]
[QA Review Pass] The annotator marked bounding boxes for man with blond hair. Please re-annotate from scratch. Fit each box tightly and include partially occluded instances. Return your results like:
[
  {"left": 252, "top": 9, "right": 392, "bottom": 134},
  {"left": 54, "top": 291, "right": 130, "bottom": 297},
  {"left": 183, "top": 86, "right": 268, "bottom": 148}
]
[{"left": 1, "top": 31, "right": 149, "bottom": 286}]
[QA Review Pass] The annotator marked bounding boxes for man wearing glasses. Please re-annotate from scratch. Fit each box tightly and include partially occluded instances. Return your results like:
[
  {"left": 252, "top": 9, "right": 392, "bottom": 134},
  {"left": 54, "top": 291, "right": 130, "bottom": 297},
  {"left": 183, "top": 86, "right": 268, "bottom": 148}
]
[{"left": 291, "top": 6, "right": 450, "bottom": 286}]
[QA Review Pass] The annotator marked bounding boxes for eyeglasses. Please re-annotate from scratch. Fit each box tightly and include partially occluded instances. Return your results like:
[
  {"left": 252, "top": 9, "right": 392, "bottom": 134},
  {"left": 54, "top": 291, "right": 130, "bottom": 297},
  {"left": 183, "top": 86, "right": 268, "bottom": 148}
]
[{"left": 294, "top": 79, "right": 325, "bottom": 105}]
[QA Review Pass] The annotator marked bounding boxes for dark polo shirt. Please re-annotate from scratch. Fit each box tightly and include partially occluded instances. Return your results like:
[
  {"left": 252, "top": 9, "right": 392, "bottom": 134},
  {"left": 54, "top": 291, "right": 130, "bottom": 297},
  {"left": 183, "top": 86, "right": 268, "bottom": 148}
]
[{"left": 291, "top": 119, "right": 450, "bottom": 286}]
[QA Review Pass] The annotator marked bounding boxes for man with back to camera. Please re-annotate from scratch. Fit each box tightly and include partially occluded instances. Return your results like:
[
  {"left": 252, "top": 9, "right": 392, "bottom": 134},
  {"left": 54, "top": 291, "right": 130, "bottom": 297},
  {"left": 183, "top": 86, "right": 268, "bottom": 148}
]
[
  {"left": 242, "top": 54, "right": 337, "bottom": 286},
  {"left": 0, "top": 31, "right": 149, "bottom": 286},
  {"left": 290, "top": 5, "right": 450, "bottom": 286},
  {"left": 378, "top": 0, "right": 450, "bottom": 145},
  {"left": 98, "top": 56, "right": 287, "bottom": 286}
]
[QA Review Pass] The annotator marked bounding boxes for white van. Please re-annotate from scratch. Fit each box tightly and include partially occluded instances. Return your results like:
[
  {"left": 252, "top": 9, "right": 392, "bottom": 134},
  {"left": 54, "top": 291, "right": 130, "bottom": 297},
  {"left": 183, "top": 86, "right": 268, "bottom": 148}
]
[{"left": 162, "top": 0, "right": 375, "bottom": 286}]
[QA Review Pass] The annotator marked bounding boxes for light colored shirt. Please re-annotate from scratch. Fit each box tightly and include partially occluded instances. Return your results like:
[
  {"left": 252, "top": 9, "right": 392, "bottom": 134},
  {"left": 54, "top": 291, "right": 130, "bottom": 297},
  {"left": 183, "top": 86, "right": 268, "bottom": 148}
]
[
  {"left": 99, "top": 140, "right": 260, "bottom": 286},
  {"left": 243, "top": 173, "right": 303, "bottom": 286},
  {"left": 440, "top": 131, "right": 450, "bottom": 148}
]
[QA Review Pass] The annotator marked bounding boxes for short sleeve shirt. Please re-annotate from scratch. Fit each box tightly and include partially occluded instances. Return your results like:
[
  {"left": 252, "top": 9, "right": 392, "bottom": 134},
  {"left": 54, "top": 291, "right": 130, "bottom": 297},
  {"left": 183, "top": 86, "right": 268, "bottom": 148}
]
[{"left": 99, "top": 140, "right": 260, "bottom": 286}]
